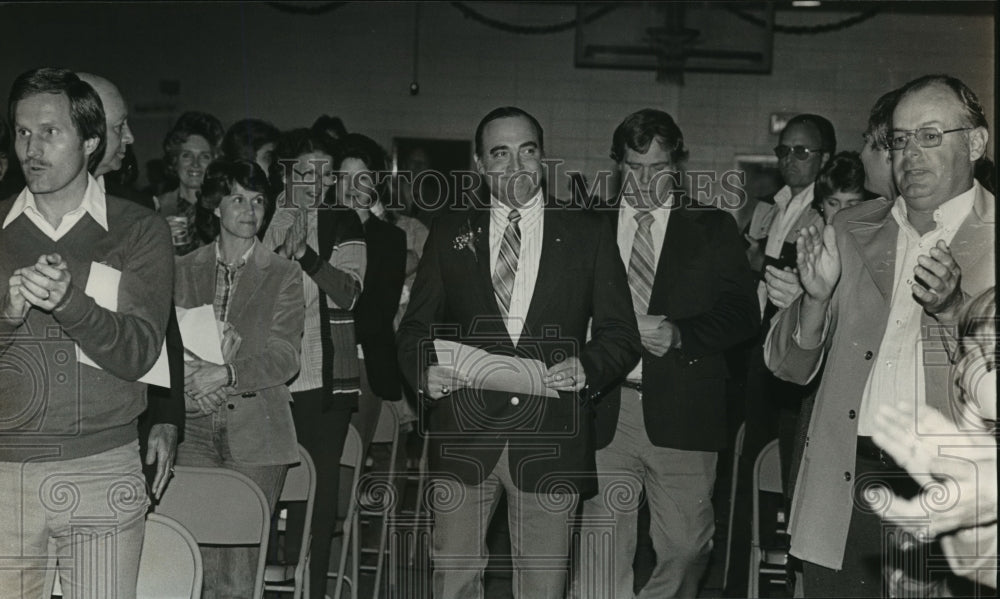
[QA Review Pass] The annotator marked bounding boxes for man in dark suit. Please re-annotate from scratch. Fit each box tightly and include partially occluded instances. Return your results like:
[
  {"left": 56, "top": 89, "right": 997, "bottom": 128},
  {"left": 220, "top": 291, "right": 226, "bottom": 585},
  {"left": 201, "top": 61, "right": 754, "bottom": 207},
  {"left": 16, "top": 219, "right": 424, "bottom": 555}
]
[
  {"left": 78, "top": 72, "right": 184, "bottom": 501},
  {"left": 397, "top": 106, "right": 641, "bottom": 599},
  {"left": 573, "top": 109, "right": 759, "bottom": 598}
]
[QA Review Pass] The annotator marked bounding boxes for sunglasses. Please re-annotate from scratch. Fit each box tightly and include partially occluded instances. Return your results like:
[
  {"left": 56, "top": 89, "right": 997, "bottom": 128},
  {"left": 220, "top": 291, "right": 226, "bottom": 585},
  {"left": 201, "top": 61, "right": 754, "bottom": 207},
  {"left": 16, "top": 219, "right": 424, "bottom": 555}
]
[{"left": 774, "top": 145, "right": 823, "bottom": 161}]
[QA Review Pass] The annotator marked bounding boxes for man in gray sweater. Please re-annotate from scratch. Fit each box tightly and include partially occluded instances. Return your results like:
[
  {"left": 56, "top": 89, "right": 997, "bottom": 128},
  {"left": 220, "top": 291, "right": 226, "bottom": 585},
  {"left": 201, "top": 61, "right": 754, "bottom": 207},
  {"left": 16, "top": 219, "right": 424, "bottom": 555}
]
[{"left": 0, "top": 67, "right": 173, "bottom": 598}]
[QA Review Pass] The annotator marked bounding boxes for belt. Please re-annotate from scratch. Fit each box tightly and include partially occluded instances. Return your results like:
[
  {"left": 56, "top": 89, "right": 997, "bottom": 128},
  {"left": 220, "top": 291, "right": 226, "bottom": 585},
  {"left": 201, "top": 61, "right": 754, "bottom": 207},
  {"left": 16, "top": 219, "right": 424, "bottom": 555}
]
[{"left": 621, "top": 380, "right": 642, "bottom": 392}]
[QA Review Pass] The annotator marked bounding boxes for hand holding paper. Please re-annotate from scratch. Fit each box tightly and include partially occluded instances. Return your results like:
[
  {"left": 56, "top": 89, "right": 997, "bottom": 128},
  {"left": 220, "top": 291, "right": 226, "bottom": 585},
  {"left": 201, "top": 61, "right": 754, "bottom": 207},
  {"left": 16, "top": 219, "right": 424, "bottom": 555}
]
[
  {"left": 433, "top": 339, "right": 560, "bottom": 398},
  {"left": 424, "top": 364, "right": 470, "bottom": 400},
  {"left": 543, "top": 356, "right": 587, "bottom": 392},
  {"left": 637, "top": 313, "right": 680, "bottom": 357}
]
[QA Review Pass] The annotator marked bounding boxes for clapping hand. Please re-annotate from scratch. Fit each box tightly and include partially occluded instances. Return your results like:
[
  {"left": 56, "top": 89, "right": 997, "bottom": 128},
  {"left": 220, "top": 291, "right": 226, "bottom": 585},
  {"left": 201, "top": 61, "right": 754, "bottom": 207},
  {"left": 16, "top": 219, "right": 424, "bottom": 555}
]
[
  {"left": 15, "top": 254, "right": 71, "bottom": 312},
  {"left": 869, "top": 401, "right": 997, "bottom": 540},
  {"left": 913, "top": 240, "right": 965, "bottom": 318},
  {"left": 764, "top": 265, "right": 803, "bottom": 309},
  {"left": 796, "top": 225, "right": 840, "bottom": 302},
  {"left": 2, "top": 273, "right": 30, "bottom": 325}
]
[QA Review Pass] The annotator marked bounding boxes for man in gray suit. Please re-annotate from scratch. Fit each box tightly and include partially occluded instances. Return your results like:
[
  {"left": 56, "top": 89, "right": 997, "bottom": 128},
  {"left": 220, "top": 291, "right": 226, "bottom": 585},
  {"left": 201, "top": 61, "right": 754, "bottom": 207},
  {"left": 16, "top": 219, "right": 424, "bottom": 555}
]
[{"left": 767, "top": 74, "right": 994, "bottom": 597}]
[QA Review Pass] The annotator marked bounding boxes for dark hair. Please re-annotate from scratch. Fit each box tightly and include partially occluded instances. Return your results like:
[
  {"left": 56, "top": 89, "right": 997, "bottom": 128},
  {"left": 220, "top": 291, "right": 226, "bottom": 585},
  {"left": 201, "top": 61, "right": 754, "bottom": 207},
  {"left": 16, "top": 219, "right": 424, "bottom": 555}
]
[
  {"left": 338, "top": 132, "right": 389, "bottom": 203},
  {"left": 897, "top": 74, "right": 989, "bottom": 132},
  {"left": 782, "top": 113, "right": 837, "bottom": 155},
  {"left": 8, "top": 67, "right": 107, "bottom": 173},
  {"left": 610, "top": 108, "right": 689, "bottom": 164},
  {"left": 812, "top": 151, "right": 868, "bottom": 213},
  {"left": 222, "top": 119, "right": 280, "bottom": 163},
  {"left": 311, "top": 115, "right": 347, "bottom": 141},
  {"left": 269, "top": 127, "right": 340, "bottom": 189},
  {"left": 0, "top": 117, "right": 10, "bottom": 156},
  {"left": 162, "top": 111, "right": 225, "bottom": 177},
  {"left": 474, "top": 106, "right": 544, "bottom": 158},
  {"left": 195, "top": 159, "right": 272, "bottom": 242},
  {"left": 865, "top": 89, "right": 899, "bottom": 151}
]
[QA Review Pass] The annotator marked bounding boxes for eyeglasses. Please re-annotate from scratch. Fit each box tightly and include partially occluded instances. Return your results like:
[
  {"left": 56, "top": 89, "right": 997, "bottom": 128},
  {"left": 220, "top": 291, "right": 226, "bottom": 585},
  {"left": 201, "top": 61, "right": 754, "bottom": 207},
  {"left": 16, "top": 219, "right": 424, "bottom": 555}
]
[
  {"left": 774, "top": 145, "right": 823, "bottom": 160},
  {"left": 888, "top": 127, "right": 972, "bottom": 151}
]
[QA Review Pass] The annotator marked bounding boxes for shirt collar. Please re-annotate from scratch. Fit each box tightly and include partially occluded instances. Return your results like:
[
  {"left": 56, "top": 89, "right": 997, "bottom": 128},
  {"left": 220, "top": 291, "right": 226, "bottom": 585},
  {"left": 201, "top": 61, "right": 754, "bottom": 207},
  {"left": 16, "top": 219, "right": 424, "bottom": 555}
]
[
  {"left": 773, "top": 183, "right": 814, "bottom": 210},
  {"left": 215, "top": 239, "right": 257, "bottom": 268},
  {"left": 620, "top": 197, "right": 670, "bottom": 226},
  {"left": 891, "top": 181, "right": 978, "bottom": 235},
  {"left": 491, "top": 189, "right": 544, "bottom": 225},
  {"left": 2, "top": 173, "right": 108, "bottom": 231}
]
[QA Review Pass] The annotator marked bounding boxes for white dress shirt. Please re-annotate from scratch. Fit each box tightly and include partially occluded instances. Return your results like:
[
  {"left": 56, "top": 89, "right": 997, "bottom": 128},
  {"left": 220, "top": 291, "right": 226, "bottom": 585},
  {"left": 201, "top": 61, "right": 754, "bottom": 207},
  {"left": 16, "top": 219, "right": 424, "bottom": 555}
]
[
  {"left": 489, "top": 191, "right": 544, "bottom": 346},
  {"left": 617, "top": 202, "right": 671, "bottom": 382},
  {"left": 756, "top": 183, "right": 814, "bottom": 314},
  {"left": 3, "top": 174, "right": 108, "bottom": 240},
  {"left": 856, "top": 184, "right": 977, "bottom": 435}
]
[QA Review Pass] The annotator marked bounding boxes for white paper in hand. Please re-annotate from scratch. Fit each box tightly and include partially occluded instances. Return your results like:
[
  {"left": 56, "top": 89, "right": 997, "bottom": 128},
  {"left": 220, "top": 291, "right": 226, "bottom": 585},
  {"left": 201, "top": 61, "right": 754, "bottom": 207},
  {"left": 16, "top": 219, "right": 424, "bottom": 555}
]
[
  {"left": 434, "top": 339, "right": 559, "bottom": 398},
  {"left": 74, "top": 262, "right": 170, "bottom": 386},
  {"left": 176, "top": 305, "right": 225, "bottom": 365}
]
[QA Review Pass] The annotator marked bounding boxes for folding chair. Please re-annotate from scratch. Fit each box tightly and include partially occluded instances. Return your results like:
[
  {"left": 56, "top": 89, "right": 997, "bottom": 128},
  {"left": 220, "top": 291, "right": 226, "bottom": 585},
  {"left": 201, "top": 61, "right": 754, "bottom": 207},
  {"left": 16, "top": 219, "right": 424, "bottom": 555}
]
[
  {"left": 722, "top": 421, "right": 747, "bottom": 589},
  {"left": 50, "top": 513, "right": 203, "bottom": 599},
  {"left": 137, "top": 513, "right": 204, "bottom": 598},
  {"left": 748, "top": 439, "right": 787, "bottom": 598},
  {"left": 328, "top": 424, "right": 363, "bottom": 599},
  {"left": 359, "top": 406, "right": 401, "bottom": 597},
  {"left": 156, "top": 466, "right": 271, "bottom": 598},
  {"left": 265, "top": 445, "right": 316, "bottom": 599}
]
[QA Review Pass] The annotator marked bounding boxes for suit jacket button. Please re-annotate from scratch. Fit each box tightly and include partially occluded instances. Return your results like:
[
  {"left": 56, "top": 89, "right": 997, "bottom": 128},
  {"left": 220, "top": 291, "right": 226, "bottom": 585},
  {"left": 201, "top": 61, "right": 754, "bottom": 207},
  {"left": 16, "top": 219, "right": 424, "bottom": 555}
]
[
  {"left": 844, "top": 471, "right": 852, "bottom": 481},
  {"left": 864, "top": 350, "right": 873, "bottom": 360},
  {"left": 227, "top": 403, "right": 235, "bottom": 410},
  {"left": 510, "top": 396, "right": 520, "bottom": 406},
  {"left": 848, "top": 410, "right": 856, "bottom": 419}
]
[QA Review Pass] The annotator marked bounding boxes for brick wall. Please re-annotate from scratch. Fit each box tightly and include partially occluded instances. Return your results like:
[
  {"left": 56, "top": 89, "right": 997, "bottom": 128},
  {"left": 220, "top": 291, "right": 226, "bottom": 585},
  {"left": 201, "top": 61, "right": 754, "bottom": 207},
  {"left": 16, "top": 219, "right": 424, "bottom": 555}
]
[{"left": 0, "top": 2, "right": 992, "bottom": 209}]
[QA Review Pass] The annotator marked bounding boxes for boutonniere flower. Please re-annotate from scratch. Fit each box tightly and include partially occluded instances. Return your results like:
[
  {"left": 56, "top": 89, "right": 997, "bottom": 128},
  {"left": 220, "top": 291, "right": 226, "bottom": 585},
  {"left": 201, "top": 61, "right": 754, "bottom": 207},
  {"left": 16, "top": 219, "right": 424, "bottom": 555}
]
[{"left": 452, "top": 219, "right": 483, "bottom": 261}]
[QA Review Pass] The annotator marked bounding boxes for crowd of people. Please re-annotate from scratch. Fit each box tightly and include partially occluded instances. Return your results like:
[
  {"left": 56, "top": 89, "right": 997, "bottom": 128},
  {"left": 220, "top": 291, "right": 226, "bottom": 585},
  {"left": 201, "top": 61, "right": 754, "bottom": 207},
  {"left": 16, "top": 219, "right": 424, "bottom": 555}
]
[{"left": 0, "top": 65, "right": 994, "bottom": 599}]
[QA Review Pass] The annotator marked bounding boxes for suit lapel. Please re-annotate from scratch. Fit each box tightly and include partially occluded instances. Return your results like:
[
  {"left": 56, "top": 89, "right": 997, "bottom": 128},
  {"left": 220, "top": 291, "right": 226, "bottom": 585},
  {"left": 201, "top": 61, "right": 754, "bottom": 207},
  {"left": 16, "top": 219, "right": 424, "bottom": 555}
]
[
  {"left": 948, "top": 185, "right": 995, "bottom": 274},
  {"left": 467, "top": 208, "right": 500, "bottom": 316},
  {"left": 647, "top": 205, "right": 691, "bottom": 316},
  {"left": 524, "top": 208, "right": 568, "bottom": 333},
  {"left": 227, "top": 244, "right": 267, "bottom": 322},
  {"left": 846, "top": 203, "right": 896, "bottom": 303}
]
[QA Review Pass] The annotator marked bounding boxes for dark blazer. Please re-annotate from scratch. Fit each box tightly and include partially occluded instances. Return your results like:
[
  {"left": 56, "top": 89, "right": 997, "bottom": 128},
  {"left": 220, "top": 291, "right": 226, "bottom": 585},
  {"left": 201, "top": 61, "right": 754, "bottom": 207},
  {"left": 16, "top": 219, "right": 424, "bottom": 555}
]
[
  {"left": 397, "top": 203, "right": 641, "bottom": 495},
  {"left": 594, "top": 198, "right": 759, "bottom": 452},
  {"left": 174, "top": 242, "right": 304, "bottom": 465},
  {"left": 355, "top": 215, "right": 407, "bottom": 401}
]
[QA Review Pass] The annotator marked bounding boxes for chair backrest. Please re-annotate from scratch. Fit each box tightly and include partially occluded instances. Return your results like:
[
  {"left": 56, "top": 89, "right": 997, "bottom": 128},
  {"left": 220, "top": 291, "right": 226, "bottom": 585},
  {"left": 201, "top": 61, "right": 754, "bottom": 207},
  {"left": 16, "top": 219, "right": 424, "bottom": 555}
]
[
  {"left": 332, "top": 425, "right": 364, "bottom": 599},
  {"left": 275, "top": 444, "right": 315, "bottom": 595},
  {"left": 371, "top": 405, "right": 399, "bottom": 445},
  {"left": 137, "top": 513, "right": 204, "bottom": 599},
  {"left": 754, "top": 439, "right": 782, "bottom": 495},
  {"left": 338, "top": 424, "right": 364, "bottom": 519},
  {"left": 156, "top": 466, "right": 270, "bottom": 597},
  {"left": 280, "top": 444, "right": 316, "bottom": 504}
]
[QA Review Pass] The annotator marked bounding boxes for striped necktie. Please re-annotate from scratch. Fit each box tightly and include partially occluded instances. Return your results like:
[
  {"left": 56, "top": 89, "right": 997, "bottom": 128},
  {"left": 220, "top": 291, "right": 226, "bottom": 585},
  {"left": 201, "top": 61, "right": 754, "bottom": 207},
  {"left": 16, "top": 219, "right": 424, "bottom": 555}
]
[
  {"left": 628, "top": 210, "right": 656, "bottom": 314},
  {"left": 492, "top": 208, "right": 522, "bottom": 318}
]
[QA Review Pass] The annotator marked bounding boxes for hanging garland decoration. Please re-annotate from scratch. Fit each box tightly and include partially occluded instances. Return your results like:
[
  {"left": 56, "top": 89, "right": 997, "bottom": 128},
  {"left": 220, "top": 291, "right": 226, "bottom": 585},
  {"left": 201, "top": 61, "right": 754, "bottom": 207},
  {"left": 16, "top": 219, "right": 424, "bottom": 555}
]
[
  {"left": 266, "top": 1, "right": 348, "bottom": 17},
  {"left": 450, "top": 1, "right": 618, "bottom": 35},
  {"left": 726, "top": 6, "right": 881, "bottom": 35}
]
